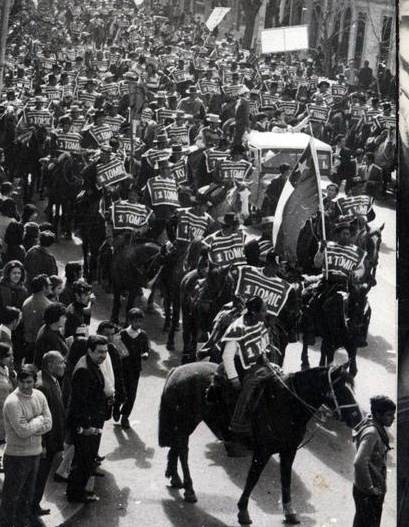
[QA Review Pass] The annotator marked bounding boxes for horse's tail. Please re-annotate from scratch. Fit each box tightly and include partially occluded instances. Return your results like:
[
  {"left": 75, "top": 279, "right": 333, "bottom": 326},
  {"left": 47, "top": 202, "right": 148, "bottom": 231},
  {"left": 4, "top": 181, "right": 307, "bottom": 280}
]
[{"left": 158, "top": 367, "right": 177, "bottom": 447}]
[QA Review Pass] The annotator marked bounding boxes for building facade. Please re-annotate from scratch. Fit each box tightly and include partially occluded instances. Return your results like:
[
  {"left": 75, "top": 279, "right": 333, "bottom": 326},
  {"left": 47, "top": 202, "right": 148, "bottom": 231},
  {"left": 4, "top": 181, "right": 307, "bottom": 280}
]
[{"left": 280, "top": 0, "right": 395, "bottom": 72}]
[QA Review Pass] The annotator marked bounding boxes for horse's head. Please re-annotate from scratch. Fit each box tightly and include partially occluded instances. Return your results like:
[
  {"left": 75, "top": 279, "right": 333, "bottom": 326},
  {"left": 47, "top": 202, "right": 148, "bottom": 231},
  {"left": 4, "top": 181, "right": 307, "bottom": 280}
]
[
  {"left": 362, "top": 223, "right": 384, "bottom": 285},
  {"left": 321, "top": 363, "right": 363, "bottom": 428}
]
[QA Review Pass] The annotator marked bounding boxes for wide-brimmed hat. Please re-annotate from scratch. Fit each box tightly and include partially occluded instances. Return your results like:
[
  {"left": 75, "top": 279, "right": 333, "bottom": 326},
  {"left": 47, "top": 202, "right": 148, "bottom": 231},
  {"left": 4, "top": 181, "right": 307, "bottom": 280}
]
[
  {"left": 171, "top": 143, "right": 188, "bottom": 154},
  {"left": 155, "top": 156, "right": 170, "bottom": 169},
  {"left": 59, "top": 115, "right": 72, "bottom": 125},
  {"left": 186, "top": 86, "right": 198, "bottom": 95},
  {"left": 153, "top": 133, "right": 169, "bottom": 145},
  {"left": 318, "top": 79, "right": 330, "bottom": 88},
  {"left": 34, "top": 95, "right": 46, "bottom": 103},
  {"left": 219, "top": 212, "right": 240, "bottom": 226},
  {"left": 100, "top": 145, "right": 113, "bottom": 153},
  {"left": 69, "top": 104, "right": 81, "bottom": 112},
  {"left": 174, "top": 110, "right": 186, "bottom": 119},
  {"left": 206, "top": 113, "right": 221, "bottom": 124}
]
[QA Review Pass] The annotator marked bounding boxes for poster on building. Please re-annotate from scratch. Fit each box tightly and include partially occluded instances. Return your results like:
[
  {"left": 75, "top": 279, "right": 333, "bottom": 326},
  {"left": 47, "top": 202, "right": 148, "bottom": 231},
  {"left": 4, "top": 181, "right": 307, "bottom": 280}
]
[
  {"left": 205, "top": 7, "right": 231, "bottom": 32},
  {"left": 260, "top": 25, "right": 309, "bottom": 54}
]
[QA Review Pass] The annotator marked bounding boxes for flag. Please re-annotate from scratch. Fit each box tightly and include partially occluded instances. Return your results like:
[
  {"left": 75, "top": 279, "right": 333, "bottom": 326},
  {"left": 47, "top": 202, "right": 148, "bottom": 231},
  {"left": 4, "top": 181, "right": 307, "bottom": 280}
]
[{"left": 272, "top": 138, "right": 323, "bottom": 263}]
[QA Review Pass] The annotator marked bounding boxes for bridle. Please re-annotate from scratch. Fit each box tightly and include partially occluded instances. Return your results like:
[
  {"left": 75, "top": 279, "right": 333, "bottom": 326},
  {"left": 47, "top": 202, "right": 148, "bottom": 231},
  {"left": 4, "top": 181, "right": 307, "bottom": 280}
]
[{"left": 269, "top": 364, "right": 361, "bottom": 423}]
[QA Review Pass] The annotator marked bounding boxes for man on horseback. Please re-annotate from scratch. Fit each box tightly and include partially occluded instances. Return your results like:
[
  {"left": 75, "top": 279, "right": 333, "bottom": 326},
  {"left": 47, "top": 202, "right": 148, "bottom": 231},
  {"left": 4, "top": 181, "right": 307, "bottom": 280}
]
[
  {"left": 202, "top": 212, "right": 246, "bottom": 268},
  {"left": 221, "top": 296, "right": 278, "bottom": 437},
  {"left": 305, "top": 217, "right": 366, "bottom": 375}
]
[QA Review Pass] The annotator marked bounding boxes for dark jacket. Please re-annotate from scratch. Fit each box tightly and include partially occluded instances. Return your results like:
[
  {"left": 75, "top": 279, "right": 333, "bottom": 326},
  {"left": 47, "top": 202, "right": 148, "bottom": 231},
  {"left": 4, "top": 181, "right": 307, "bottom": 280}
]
[
  {"left": 120, "top": 329, "right": 149, "bottom": 374},
  {"left": 62, "top": 337, "right": 88, "bottom": 407},
  {"left": 36, "top": 370, "right": 65, "bottom": 453},
  {"left": 59, "top": 283, "right": 75, "bottom": 306},
  {"left": 263, "top": 175, "right": 286, "bottom": 216},
  {"left": 35, "top": 324, "right": 69, "bottom": 370},
  {"left": 24, "top": 246, "right": 58, "bottom": 289},
  {"left": 66, "top": 354, "right": 106, "bottom": 431},
  {"left": 0, "top": 282, "right": 28, "bottom": 319}
]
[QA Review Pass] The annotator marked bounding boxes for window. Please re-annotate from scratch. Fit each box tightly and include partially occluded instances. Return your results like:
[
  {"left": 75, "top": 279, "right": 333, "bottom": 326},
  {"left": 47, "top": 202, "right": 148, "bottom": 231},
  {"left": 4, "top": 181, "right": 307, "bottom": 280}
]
[
  {"left": 380, "top": 16, "right": 393, "bottom": 64},
  {"left": 354, "top": 12, "right": 367, "bottom": 68}
]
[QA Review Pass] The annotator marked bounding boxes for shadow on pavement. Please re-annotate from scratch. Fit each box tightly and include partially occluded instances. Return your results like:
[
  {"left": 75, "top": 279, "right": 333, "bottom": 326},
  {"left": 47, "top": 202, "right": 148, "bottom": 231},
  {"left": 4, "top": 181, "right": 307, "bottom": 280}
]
[
  {"left": 204, "top": 441, "right": 315, "bottom": 517},
  {"left": 162, "top": 494, "right": 235, "bottom": 527},
  {"left": 304, "top": 419, "right": 355, "bottom": 481},
  {"left": 360, "top": 333, "right": 396, "bottom": 373},
  {"left": 64, "top": 473, "right": 129, "bottom": 527},
  {"left": 106, "top": 426, "right": 155, "bottom": 469}
]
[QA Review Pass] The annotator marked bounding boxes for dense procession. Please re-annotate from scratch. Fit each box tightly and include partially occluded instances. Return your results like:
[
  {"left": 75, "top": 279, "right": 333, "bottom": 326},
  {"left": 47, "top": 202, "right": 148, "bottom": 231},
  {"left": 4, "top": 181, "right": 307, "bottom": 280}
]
[{"left": 0, "top": 1, "right": 398, "bottom": 526}]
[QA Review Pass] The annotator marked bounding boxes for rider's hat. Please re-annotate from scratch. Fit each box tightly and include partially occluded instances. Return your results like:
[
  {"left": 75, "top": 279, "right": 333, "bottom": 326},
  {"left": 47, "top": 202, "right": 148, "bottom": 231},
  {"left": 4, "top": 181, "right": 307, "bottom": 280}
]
[
  {"left": 171, "top": 143, "right": 188, "bottom": 154},
  {"left": 333, "top": 216, "right": 354, "bottom": 233},
  {"left": 59, "top": 115, "right": 72, "bottom": 125},
  {"left": 317, "top": 78, "right": 330, "bottom": 88},
  {"left": 153, "top": 133, "right": 169, "bottom": 146},
  {"left": 220, "top": 212, "right": 240, "bottom": 227},
  {"left": 206, "top": 113, "right": 221, "bottom": 124}
]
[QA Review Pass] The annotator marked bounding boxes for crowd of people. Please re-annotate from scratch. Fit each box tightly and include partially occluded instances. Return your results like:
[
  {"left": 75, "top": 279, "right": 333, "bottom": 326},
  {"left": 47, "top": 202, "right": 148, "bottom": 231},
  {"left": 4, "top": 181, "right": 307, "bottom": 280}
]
[{"left": 0, "top": 0, "right": 397, "bottom": 526}]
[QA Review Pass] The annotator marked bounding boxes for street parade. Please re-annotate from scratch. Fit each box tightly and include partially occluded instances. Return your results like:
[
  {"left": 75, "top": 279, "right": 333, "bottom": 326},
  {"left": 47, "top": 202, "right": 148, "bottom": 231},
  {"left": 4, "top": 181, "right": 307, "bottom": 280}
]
[{"left": 0, "top": 0, "right": 398, "bottom": 526}]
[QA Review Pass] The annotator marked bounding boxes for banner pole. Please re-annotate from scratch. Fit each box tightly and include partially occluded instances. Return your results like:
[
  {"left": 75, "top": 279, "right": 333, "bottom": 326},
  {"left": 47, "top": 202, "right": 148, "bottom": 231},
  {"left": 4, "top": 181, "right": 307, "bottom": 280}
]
[{"left": 309, "top": 137, "right": 328, "bottom": 279}]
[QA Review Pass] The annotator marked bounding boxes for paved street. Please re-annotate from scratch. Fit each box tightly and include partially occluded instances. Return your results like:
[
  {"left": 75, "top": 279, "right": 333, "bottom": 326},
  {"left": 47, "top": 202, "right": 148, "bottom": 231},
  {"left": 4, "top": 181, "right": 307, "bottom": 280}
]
[{"left": 37, "top": 195, "right": 396, "bottom": 527}]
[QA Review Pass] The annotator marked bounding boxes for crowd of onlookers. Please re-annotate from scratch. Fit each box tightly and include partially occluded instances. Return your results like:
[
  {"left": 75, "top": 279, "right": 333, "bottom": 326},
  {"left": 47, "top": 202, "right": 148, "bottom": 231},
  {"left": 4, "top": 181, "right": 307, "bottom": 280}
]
[{"left": 0, "top": 193, "right": 151, "bottom": 525}]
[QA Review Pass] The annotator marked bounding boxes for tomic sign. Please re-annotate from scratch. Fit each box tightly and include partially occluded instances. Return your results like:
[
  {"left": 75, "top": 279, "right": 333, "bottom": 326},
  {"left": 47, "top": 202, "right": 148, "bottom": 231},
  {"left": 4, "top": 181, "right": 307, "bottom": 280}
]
[{"left": 205, "top": 7, "right": 231, "bottom": 32}]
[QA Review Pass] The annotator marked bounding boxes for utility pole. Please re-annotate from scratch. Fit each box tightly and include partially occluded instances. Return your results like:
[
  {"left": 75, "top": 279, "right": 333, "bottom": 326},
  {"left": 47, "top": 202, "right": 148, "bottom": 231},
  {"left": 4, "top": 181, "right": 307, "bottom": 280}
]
[{"left": 0, "top": 0, "right": 12, "bottom": 97}]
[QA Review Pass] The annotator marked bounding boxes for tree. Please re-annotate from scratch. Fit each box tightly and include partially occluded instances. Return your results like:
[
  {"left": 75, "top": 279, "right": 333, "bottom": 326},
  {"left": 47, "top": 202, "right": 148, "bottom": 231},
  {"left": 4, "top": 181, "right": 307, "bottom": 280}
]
[{"left": 241, "top": 0, "right": 263, "bottom": 50}]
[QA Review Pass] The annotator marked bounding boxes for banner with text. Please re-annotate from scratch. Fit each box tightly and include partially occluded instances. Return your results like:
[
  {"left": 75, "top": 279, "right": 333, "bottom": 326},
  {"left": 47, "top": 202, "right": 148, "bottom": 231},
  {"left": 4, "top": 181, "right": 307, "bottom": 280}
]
[{"left": 205, "top": 7, "right": 231, "bottom": 32}]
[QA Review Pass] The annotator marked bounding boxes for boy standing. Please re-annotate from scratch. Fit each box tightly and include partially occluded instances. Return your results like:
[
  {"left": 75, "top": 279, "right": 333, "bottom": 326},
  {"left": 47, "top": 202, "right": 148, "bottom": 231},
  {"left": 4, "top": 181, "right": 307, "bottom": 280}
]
[{"left": 352, "top": 395, "right": 396, "bottom": 527}]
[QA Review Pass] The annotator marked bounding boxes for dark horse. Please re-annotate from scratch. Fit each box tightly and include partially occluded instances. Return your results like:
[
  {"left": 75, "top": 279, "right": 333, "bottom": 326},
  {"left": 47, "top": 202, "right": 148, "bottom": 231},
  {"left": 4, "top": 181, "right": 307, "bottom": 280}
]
[
  {"left": 299, "top": 219, "right": 384, "bottom": 372},
  {"left": 46, "top": 152, "right": 84, "bottom": 239},
  {"left": 110, "top": 240, "right": 164, "bottom": 323},
  {"left": 159, "top": 361, "right": 362, "bottom": 525}
]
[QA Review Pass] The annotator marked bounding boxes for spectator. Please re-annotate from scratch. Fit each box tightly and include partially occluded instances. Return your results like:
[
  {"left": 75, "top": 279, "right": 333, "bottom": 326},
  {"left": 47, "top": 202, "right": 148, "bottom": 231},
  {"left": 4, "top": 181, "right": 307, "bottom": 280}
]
[
  {"left": 97, "top": 321, "right": 125, "bottom": 424},
  {"left": 33, "top": 351, "right": 66, "bottom": 519},
  {"left": 357, "top": 152, "right": 383, "bottom": 199},
  {"left": 0, "top": 365, "right": 52, "bottom": 527},
  {"left": 357, "top": 60, "right": 373, "bottom": 90},
  {"left": 352, "top": 395, "right": 396, "bottom": 527},
  {"left": 262, "top": 163, "right": 291, "bottom": 216},
  {"left": 0, "top": 198, "right": 20, "bottom": 252},
  {"left": 22, "top": 203, "right": 39, "bottom": 225},
  {"left": 345, "top": 59, "right": 357, "bottom": 92},
  {"left": 59, "top": 262, "right": 83, "bottom": 306},
  {"left": 23, "top": 221, "right": 40, "bottom": 252},
  {"left": 65, "top": 280, "right": 95, "bottom": 338},
  {"left": 0, "top": 260, "right": 28, "bottom": 316},
  {"left": 34, "top": 303, "right": 69, "bottom": 369},
  {"left": 0, "top": 306, "right": 21, "bottom": 349},
  {"left": 48, "top": 275, "right": 64, "bottom": 302},
  {"left": 3, "top": 220, "right": 25, "bottom": 265},
  {"left": 22, "top": 275, "right": 53, "bottom": 364},
  {"left": 332, "top": 134, "right": 352, "bottom": 187},
  {"left": 24, "top": 230, "right": 58, "bottom": 290},
  {"left": 116, "top": 308, "right": 149, "bottom": 429},
  {"left": 66, "top": 335, "right": 108, "bottom": 503},
  {"left": 0, "top": 343, "right": 16, "bottom": 449}
]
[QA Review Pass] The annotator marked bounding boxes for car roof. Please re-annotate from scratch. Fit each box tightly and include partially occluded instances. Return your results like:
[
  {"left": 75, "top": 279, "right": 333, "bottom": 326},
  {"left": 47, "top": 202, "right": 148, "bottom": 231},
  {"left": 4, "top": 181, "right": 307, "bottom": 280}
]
[{"left": 248, "top": 131, "right": 332, "bottom": 152}]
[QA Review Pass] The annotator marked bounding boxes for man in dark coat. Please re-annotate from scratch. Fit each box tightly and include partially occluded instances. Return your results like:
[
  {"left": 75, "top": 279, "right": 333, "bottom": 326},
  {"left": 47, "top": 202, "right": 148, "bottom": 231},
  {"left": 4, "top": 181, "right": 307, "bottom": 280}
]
[
  {"left": 34, "top": 303, "right": 69, "bottom": 369},
  {"left": 262, "top": 163, "right": 291, "bottom": 216},
  {"left": 66, "top": 335, "right": 108, "bottom": 503},
  {"left": 33, "top": 351, "right": 66, "bottom": 518},
  {"left": 24, "top": 231, "right": 58, "bottom": 292},
  {"left": 332, "top": 134, "right": 352, "bottom": 187}
]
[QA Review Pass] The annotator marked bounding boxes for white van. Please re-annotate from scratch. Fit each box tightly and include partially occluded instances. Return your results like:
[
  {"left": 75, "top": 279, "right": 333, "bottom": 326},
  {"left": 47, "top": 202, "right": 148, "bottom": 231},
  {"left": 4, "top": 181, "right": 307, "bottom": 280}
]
[{"left": 246, "top": 131, "right": 333, "bottom": 209}]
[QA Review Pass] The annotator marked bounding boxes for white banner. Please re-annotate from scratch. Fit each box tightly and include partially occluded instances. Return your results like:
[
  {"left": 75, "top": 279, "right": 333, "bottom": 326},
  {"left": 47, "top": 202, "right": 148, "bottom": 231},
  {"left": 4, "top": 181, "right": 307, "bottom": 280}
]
[
  {"left": 261, "top": 25, "right": 309, "bottom": 54},
  {"left": 205, "top": 7, "right": 231, "bottom": 32}
]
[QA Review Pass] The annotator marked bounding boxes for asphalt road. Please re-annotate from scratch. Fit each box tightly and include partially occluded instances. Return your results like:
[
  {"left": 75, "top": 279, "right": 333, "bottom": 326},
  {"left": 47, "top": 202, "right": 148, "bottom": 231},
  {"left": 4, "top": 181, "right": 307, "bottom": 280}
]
[{"left": 47, "top": 195, "right": 396, "bottom": 527}]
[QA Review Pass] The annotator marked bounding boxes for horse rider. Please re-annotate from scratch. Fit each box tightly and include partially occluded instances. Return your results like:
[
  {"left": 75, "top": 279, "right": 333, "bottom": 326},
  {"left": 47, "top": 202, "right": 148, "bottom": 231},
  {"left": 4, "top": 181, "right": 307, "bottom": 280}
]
[
  {"left": 202, "top": 212, "right": 246, "bottom": 268},
  {"left": 221, "top": 296, "right": 278, "bottom": 438},
  {"left": 142, "top": 156, "right": 179, "bottom": 241},
  {"left": 305, "top": 217, "right": 366, "bottom": 374},
  {"left": 167, "top": 193, "right": 214, "bottom": 255}
]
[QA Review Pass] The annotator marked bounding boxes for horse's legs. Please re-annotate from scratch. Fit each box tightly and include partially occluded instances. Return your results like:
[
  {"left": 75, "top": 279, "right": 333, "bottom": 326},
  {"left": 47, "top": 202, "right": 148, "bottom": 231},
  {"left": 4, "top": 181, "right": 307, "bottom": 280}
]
[
  {"left": 178, "top": 442, "right": 197, "bottom": 503},
  {"left": 165, "top": 448, "right": 183, "bottom": 489},
  {"left": 82, "top": 240, "right": 90, "bottom": 281},
  {"left": 280, "top": 449, "right": 300, "bottom": 524},
  {"left": 111, "top": 288, "right": 121, "bottom": 324},
  {"left": 167, "top": 294, "right": 180, "bottom": 351},
  {"left": 237, "top": 453, "right": 270, "bottom": 525},
  {"left": 301, "top": 338, "right": 310, "bottom": 370},
  {"left": 181, "top": 310, "right": 192, "bottom": 363}
]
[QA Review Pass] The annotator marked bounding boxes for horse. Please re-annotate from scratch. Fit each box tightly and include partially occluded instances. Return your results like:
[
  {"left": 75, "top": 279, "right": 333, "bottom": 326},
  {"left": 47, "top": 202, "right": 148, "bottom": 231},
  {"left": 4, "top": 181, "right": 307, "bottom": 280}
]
[
  {"left": 299, "top": 223, "right": 383, "bottom": 372},
  {"left": 17, "top": 125, "right": 50, "bottom": 203},
  {"left": 179, "top": 261, "right": 236, "bottom": 364},
  {"left": 73, "top": 188, "right": 106, "bottom": 283},
  {"left": 158, "top": 361, "right": 362, "bottom": 525},
  {"left": 110, "top": 240, "right": 163, "bottom": 323},
  {"left": 46, "top": 152, "right": 84, "bottom": 239}
]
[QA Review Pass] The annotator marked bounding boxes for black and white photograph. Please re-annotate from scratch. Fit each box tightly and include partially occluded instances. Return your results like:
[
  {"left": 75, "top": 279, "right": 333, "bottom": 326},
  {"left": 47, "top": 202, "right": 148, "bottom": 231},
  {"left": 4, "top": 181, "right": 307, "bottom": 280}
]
[{"left": 0, "top": 0, "right": 398, "bottom": 526}]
